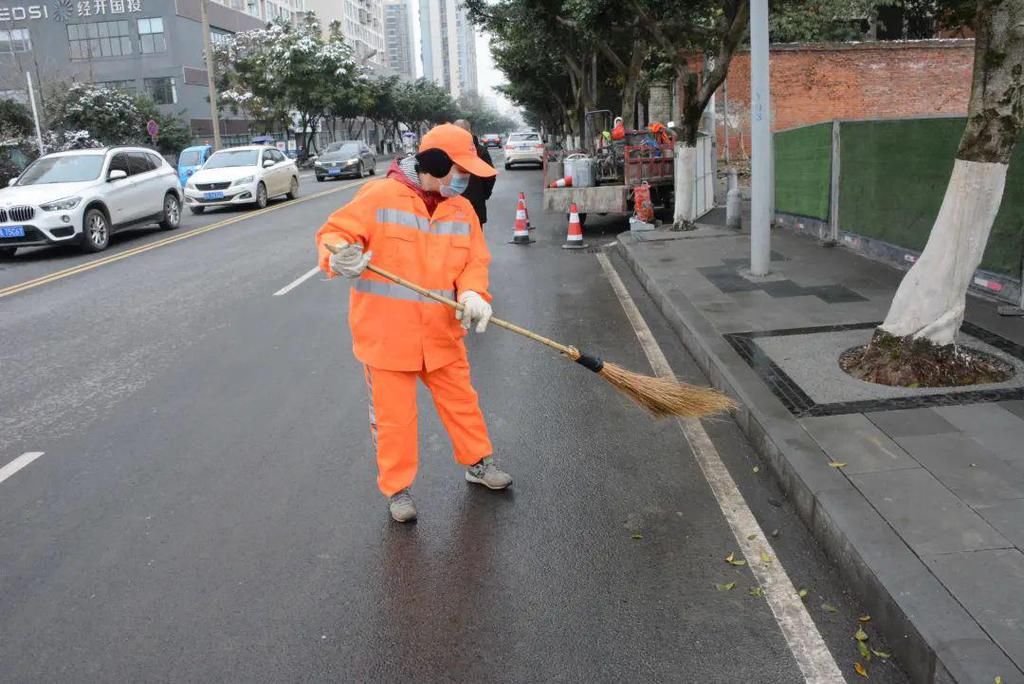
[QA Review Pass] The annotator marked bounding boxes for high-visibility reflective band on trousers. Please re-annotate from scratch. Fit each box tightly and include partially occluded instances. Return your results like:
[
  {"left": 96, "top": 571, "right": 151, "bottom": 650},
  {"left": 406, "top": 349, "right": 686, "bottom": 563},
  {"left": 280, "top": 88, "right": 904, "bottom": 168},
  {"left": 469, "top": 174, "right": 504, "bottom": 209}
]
[{"left": 315, "top": 177, "right": 492, "bottom": 373}]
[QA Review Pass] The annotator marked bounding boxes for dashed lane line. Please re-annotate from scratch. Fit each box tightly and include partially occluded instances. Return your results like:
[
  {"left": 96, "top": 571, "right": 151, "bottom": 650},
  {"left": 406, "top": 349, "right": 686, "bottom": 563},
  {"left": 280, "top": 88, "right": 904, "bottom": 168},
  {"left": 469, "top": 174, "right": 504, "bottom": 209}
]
[
  {"left": 596, "top": 252, "right": 843, "bottom": 683},
  {"left": 0, "top": 177, "right": 370, "bottom": 301},
  {"left": 0, "top": 452, "right": 44, "bottom": 486},
  {"left": 273, "top": 265, "right": 321, "bottom": 296}
]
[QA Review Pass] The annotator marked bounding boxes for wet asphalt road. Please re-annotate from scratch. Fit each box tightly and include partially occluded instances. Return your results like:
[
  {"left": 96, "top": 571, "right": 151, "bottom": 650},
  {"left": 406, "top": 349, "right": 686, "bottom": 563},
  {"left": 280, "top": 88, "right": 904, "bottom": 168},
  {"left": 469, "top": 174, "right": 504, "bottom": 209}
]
[{"left": 0, "top": 154, "right": 908, "bottom": 682}]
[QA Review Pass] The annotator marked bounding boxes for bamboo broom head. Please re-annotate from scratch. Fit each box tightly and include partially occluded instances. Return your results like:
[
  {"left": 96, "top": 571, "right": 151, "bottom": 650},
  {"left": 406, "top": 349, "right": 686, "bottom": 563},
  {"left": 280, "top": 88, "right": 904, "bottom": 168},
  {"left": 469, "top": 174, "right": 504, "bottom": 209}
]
[{"left": 596, "top": 361, "right": 737, "bottom": 418}]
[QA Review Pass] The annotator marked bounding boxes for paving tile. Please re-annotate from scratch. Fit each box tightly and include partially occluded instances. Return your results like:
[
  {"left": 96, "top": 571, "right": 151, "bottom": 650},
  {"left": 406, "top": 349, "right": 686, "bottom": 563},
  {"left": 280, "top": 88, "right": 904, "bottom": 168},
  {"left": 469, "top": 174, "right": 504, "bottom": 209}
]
[
  {"left": 973, "top": 498, "right": 1024, "bottom": 550},
  {"left": 850, "top": 469, "right": 1011, "bottom": 555},
  {"left": 895, "top": 433, "right": 1024, "bottom": 505},
  {"left": 934, "top": 404, "right": 1024, "bottom": 473},
  {"left": 801, "top": 414, "right": 918, "bottom": 474},
  {"left": 924, "top": 549, "right": 1024, "bottom": 670},
  {"left": 1001, "top": 400, "right": 1024, "bottom": 420},
  {"left": 865, "top": 407, "right": 959, "bottom": 438}
]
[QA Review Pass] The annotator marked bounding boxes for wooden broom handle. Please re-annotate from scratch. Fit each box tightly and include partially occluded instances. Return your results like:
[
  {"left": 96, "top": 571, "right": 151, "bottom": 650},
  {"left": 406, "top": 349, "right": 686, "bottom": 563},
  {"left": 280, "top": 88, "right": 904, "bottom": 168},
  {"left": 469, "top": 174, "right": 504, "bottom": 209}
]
[{"left": 323, "top": 243, "right": 579, "bottom": 359}]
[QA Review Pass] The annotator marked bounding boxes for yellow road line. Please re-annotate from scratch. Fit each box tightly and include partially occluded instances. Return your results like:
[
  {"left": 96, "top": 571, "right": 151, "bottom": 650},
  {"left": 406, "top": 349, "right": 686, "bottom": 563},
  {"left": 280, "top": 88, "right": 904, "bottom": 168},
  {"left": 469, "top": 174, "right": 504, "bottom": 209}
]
[{"left": 0, "top": 178, "right": 367, "bottom": 301}]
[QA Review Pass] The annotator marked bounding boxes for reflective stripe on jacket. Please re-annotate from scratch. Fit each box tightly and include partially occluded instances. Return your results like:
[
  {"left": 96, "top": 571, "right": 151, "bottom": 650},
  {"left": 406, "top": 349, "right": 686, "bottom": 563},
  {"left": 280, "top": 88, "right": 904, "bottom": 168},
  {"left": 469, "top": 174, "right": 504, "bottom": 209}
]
[{"left": 315, "top": 177, "right": 491, "bottom": 372}]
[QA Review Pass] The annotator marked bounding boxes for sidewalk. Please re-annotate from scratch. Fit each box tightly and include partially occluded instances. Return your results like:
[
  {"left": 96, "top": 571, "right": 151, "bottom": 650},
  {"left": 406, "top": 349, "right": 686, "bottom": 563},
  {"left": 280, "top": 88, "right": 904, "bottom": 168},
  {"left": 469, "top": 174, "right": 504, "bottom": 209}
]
[{"left": 615, "top": 217, "right": 1024, "bottom": 683}]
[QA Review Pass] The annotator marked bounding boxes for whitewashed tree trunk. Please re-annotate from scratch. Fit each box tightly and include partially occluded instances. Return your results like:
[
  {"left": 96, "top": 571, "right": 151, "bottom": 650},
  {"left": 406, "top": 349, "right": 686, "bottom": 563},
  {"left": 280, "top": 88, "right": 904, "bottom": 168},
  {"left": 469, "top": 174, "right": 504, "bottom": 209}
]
[
  {"left": 879, "top": 0, "right": 1023, "bottom": 346},
  {"left": 673, "top": 141, "right": 696, "bottom": 229},
  {"left": 880, "top": 160, "right": 1007, "bottom": 344}
]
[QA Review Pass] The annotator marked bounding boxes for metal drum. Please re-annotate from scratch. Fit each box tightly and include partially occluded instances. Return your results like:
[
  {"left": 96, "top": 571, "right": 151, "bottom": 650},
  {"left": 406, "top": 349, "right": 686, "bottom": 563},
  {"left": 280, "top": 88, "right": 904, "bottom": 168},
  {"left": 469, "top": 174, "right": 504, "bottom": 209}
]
[{"left": 565, "top": 154, "right": 594, "bottom": 187}]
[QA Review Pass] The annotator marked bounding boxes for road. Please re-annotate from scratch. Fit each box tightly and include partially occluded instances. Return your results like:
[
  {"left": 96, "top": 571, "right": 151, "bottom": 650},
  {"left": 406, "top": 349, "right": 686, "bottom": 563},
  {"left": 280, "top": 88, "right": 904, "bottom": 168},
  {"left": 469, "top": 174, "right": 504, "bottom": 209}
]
[{"left": 0, "top": 154, "right": 908, "bottom": 682}]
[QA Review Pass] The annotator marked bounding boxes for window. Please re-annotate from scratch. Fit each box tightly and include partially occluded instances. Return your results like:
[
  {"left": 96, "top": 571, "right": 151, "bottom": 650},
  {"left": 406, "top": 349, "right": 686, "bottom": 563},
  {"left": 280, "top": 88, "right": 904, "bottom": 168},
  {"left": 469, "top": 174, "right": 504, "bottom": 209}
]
[
  {"left": 0, "top": 28, "right": 31, "bottom": 53},
  {"left": 95, "top": 79, "right": 136, "bottom": 94},
  {"left": 108, "top": 152, "right": 131, "bottom": 177},
  {"left": 144, "top": 76, "right": 176, "bottom": 104},
  {"left": 67, "top": 21, "right": 131, "bottom": 60},
  {"left": 128, "top": 152, "right": 156, "bottom": 175},
  {"left": 210, "top": 28, "right": 232, "bottom": 46},
  {"left": 270, "top": 149, "right": 286, "bottom": 163},
  {"left": 137, "top": 18, "right": 165, "bottom": 54},
  {"left": 147, "top": 152, "right": 164, "bottom": 169}
]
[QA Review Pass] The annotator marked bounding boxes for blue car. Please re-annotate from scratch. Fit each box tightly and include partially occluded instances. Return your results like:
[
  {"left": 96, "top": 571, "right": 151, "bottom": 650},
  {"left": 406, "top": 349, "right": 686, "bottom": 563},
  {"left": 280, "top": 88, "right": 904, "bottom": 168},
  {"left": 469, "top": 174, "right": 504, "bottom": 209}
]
[{"left": 178, "top": 145, "right": 212, "bottom": 187}]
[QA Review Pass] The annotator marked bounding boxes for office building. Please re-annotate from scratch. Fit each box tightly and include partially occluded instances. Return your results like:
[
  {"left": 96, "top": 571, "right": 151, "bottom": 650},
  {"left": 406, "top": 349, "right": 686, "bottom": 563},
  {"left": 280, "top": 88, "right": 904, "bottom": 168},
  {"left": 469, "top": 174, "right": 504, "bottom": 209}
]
[
  {"left": 0, "top": 0, "right": 266, "bottom": 138},
  {"left": 383, "top": 0, "right": 413, "bottom": 79},
  {"left": 211, "top": 0, "right": 304, "bottom": 25},
  {"left": 304, "top": 0, "right": 385, "bottom": 68},
  {"left": 419, "top": 0, "right": 476, "bottom": 98}
]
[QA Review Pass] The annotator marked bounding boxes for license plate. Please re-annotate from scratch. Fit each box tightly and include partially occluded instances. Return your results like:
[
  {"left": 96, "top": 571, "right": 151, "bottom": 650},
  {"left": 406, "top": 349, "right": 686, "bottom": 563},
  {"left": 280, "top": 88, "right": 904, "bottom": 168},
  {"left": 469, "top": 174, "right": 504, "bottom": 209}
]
[
  {"left": 0, "top": 225, "right": 25, "bottom": 238},
  {"left": 203, "top": 191, "right": 225, "bottom": 200},
  {"left": 328, "top": 168, "right": 342, "bottom": 175}
]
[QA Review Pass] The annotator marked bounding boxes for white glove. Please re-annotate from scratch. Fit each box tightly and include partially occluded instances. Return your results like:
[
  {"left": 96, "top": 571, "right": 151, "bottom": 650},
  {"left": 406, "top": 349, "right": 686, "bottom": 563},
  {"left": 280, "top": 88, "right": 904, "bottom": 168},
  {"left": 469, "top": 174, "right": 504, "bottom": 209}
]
[
  {"left": 329, "top": 242, "right": 372, "bottom": 279},
  {"left": 456, "top": 291, "right": 492, "bottom": 333}
]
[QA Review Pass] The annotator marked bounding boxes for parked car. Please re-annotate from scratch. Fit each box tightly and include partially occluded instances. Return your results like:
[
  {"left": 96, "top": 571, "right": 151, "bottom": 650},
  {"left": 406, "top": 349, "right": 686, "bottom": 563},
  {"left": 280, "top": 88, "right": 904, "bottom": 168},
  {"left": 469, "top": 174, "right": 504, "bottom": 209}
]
[
  {"left": 481, "top": 133, "right": 502, "bottom": 148},
  {"left": 183, "top": 145, "right": 298, "bottom": 214},
  {"left": 314, "top": 141, "right": 376, "bottom": 181},
  {"left": 0, "top": 146, "right": 182, "bottom": 257},
  {"left": 504, "top": 131, "right": 545, "bottom": 169},
  {"left": 177, "top": 144, "right": 212, "bottom": 187}
]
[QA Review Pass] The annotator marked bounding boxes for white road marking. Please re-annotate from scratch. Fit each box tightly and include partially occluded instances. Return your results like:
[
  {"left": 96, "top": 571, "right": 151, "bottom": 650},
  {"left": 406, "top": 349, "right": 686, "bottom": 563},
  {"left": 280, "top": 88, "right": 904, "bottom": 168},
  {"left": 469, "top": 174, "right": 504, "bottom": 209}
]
[
  {"left": 596, "top": 253, "right": 842, "bottom": 683},
  {"left": 274, "top": 266, "right": 321, "bottom": 297},
  {"left": 0, "top": 452, "right": 44, "bottom": 485}
]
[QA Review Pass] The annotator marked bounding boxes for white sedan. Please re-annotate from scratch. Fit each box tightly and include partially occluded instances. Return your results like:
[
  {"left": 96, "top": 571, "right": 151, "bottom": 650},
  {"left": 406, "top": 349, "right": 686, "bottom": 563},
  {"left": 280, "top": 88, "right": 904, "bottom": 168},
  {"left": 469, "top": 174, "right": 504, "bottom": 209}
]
[{"left": 183, "top": 145, "right": 298, "bottom": 214}]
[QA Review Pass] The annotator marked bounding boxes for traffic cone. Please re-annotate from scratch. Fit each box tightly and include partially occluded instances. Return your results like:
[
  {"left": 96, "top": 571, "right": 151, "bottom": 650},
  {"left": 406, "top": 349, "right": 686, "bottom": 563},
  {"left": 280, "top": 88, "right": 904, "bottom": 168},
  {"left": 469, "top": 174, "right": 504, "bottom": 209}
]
[
  {"left": 509, "top": 196, "right": 534, "bottom": 245},
  {"left": 549, "top": 176, "right": 573, "bottom": 188},
  {"left": 519, "top": 191, "right": 534, "bottom": 230},
  {"left": 562, "top": 203, "right": 587, "bottom": 250}
]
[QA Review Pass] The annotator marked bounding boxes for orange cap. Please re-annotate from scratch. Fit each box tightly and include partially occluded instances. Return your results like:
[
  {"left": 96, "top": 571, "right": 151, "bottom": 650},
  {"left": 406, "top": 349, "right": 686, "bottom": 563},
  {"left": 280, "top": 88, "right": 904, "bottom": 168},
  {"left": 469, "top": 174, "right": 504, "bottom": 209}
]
[{"left": 420, "top": 123, "right": 496, "bottom": 178}]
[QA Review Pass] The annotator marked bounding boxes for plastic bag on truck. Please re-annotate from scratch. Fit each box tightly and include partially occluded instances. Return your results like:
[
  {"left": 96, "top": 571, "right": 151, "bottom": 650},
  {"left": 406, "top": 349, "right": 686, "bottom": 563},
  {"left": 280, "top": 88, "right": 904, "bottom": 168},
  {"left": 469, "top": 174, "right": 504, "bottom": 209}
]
[{"left": 633, "top": 181, "right": 654, "bottom": 222}]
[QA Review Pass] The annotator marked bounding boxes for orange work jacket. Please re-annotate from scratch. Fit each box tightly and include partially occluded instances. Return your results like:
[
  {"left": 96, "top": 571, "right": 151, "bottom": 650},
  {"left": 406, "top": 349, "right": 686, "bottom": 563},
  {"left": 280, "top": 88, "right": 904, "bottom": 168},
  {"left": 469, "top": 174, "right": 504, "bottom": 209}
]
[
  {"left": 611, "top": 123, "right": 626, "bottom": 140},
  {"left": 316, "top": 177, "right": 491, "bottom": 373}
]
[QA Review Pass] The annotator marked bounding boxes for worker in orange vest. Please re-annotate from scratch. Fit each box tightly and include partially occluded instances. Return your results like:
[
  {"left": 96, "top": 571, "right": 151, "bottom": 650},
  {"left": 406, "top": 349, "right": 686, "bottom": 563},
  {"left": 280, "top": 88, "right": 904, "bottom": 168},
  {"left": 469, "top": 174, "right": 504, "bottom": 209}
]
[
  {"left": 611, "top": 115, "right": 626, "bottom": 141},
  {"left": 315, "top": 124, "right": 511, "bottom": 523}
]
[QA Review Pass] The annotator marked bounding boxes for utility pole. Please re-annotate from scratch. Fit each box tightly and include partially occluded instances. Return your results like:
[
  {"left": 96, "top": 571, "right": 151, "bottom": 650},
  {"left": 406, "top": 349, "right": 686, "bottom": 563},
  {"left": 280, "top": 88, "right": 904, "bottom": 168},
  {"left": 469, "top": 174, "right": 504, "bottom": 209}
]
[
  {"left": 200, "top": 0, "right": 222, "bottom": 150},
  {"left": 749, "top": 0, "right": 771, "bottom": 275},
  {"left": 25, "top": 71, "right": 44, "bottom": 156}
]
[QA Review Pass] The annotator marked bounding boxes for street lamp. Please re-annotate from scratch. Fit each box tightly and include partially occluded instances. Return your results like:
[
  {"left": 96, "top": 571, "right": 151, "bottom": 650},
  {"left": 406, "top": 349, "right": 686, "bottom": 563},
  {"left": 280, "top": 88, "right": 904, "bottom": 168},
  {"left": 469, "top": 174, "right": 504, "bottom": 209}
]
[
  {"left": 200, "top": 0, "right": 223, "bottom": 150},
  {"left": 749, "top": 0, "right": 771, "bottom": 275}
]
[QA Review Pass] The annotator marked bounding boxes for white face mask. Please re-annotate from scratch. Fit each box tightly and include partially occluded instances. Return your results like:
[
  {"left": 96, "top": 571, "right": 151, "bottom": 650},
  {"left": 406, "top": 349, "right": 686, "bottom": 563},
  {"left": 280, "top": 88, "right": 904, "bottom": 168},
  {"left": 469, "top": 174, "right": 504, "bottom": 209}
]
[{"left": 440, "top": 171, "right": 470, "bottom": 197}]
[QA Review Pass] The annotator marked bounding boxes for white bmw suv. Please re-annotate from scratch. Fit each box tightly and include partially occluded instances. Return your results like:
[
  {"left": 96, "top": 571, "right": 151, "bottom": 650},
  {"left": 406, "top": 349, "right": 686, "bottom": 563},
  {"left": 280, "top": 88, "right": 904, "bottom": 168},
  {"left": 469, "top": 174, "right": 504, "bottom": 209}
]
[
  {"left": 0, "top": 146, "right": 182, "bottom": 257},
  {"left": 183, "top": 145, "right": 299, "bottom": 214}
]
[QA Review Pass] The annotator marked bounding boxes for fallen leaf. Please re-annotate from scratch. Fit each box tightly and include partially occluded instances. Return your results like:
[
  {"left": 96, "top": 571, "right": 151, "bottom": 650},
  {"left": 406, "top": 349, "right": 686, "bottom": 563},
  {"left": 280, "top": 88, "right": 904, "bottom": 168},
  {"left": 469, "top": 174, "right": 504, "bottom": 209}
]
[
  {"left": 822, "top": 602, "right": 838, "bottom": 613},
  {"left": 995, "top": 676, "right": 1003, "bottom": 684},
  {"left": 725, "top": 552, "right": 735, "bottom": 562},
  {"left": 752, "top": 466, "right": 760, "bottom": 473},
  {"left": 829, "top": 462, "right": 847, "bottom": 469},
  {"left": 798, "top": 588, "right": 809, "bottom": 600},
  {"left": 761, "top": 551, "right": 772, "bottom": 564},
  {"left": 731, "top": 559, "right": 747, "bottom": 566},
  {"left": 748, "top": 586, "right": 764, "bottom": 597},
  {"left": 855, "top": 627, "right": 869, "bottom": 642},
  {"left": 771, "top": 528, "right": 780, "bottom": 537},
  {"left": 725, "top": 552, "right": 746, "bottom": 566},
  {"left": 631, "top": 534, "right": 643, "bottom": 540},
  {"left": 858, "top": 615, "right": 871, "bottom": 623},
  {"left": 716, "top": 582, "right": 736, "bottom": 591},
  {"left": 871, "top": 650, "right": 890, "bottom": 659},
  {"left": 854, "top": 661, "right": 868, "bottom": 678},
  {"left": 747, "top": 533, "right": 757, "bottom": 541},
  {"left": 858, "top": 640, "right": 872, "bottom": 660},
  {"left": 970, "top": 463, "right": 978, "bottom": 468}
]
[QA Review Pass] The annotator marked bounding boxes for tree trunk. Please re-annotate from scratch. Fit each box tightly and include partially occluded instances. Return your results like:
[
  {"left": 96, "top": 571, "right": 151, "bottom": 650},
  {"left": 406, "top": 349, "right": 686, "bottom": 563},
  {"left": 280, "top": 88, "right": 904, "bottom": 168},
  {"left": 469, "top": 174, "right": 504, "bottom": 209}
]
[
  {"left": 621, "top": 43, "right": 645, "bottom": 129},
  {"left": 880, "top": 0, "right": 1024, "bottom": 345},
  {"left": 672, "top": 78, "right": 702, "bottom": 230}
]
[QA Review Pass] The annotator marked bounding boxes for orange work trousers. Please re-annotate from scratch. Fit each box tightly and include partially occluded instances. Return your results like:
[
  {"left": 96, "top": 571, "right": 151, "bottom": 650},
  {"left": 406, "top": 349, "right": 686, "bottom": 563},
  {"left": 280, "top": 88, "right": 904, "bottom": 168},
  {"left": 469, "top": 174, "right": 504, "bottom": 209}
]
[{"left": 363, "top": 355, "right": 493, "bottom": 496}]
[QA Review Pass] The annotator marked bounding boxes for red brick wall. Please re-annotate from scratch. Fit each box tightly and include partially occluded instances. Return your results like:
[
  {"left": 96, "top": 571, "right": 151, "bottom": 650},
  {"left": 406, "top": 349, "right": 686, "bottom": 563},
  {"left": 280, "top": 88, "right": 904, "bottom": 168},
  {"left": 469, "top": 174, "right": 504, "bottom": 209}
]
[{"left": 699, "top": 40, "right": 975, "bottom": 159}]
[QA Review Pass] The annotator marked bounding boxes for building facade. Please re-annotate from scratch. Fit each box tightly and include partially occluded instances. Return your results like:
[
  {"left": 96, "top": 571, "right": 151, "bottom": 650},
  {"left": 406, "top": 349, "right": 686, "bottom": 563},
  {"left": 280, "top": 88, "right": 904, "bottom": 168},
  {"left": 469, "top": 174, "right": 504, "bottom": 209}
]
[
  {"left": 383, "top": 0, "right": 412, "bottom": 79},
  {"left": 0, "top": 0, "right": 271, "bottom": 138},
  {"left": 419, "top": 0, "right": 476, "bottom": 98},
  {"left": 210, "top": 0, "right": 303, "bottom": 25},
  {"left": 303, "top": 0, "right": 384, "bottom": 68}
]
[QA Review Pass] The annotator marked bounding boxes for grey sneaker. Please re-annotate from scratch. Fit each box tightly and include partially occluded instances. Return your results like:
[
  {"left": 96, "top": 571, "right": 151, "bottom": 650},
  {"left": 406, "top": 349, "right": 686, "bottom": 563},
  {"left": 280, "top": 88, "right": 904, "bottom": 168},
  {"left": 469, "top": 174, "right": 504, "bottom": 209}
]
[
  {"left": 465, "top": 457, "right": 512, "bottom": 490},
  {"left": 388, "top": 489, "right": 417, "bottom": 522}
]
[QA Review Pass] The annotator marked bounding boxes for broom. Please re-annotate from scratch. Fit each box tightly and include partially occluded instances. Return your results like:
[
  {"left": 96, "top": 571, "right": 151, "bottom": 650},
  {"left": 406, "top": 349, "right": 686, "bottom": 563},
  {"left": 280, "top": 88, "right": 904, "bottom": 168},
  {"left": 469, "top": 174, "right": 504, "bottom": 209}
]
[{"left": 324, "top": 243, "right": 736, "bottom": 419}]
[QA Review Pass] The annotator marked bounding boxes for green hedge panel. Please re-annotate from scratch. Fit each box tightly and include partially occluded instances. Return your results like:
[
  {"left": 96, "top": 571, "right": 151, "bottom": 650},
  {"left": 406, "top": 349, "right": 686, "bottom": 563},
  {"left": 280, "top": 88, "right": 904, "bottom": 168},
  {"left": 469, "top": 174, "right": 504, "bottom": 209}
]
[
  {"left": 837, "top": 118, "right": 1023, "bottom": 277},
  {"left": 774, "top": 122, "right": 832, "bottom": 220}
]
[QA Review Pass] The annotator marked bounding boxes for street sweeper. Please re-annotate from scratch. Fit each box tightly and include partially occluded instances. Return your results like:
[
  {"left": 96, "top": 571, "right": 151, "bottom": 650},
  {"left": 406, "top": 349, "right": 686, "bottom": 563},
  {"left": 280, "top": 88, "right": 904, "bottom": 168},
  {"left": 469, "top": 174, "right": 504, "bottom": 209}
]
[{"left": 315, "top": 123, "right": 512, "bottom": 523}]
